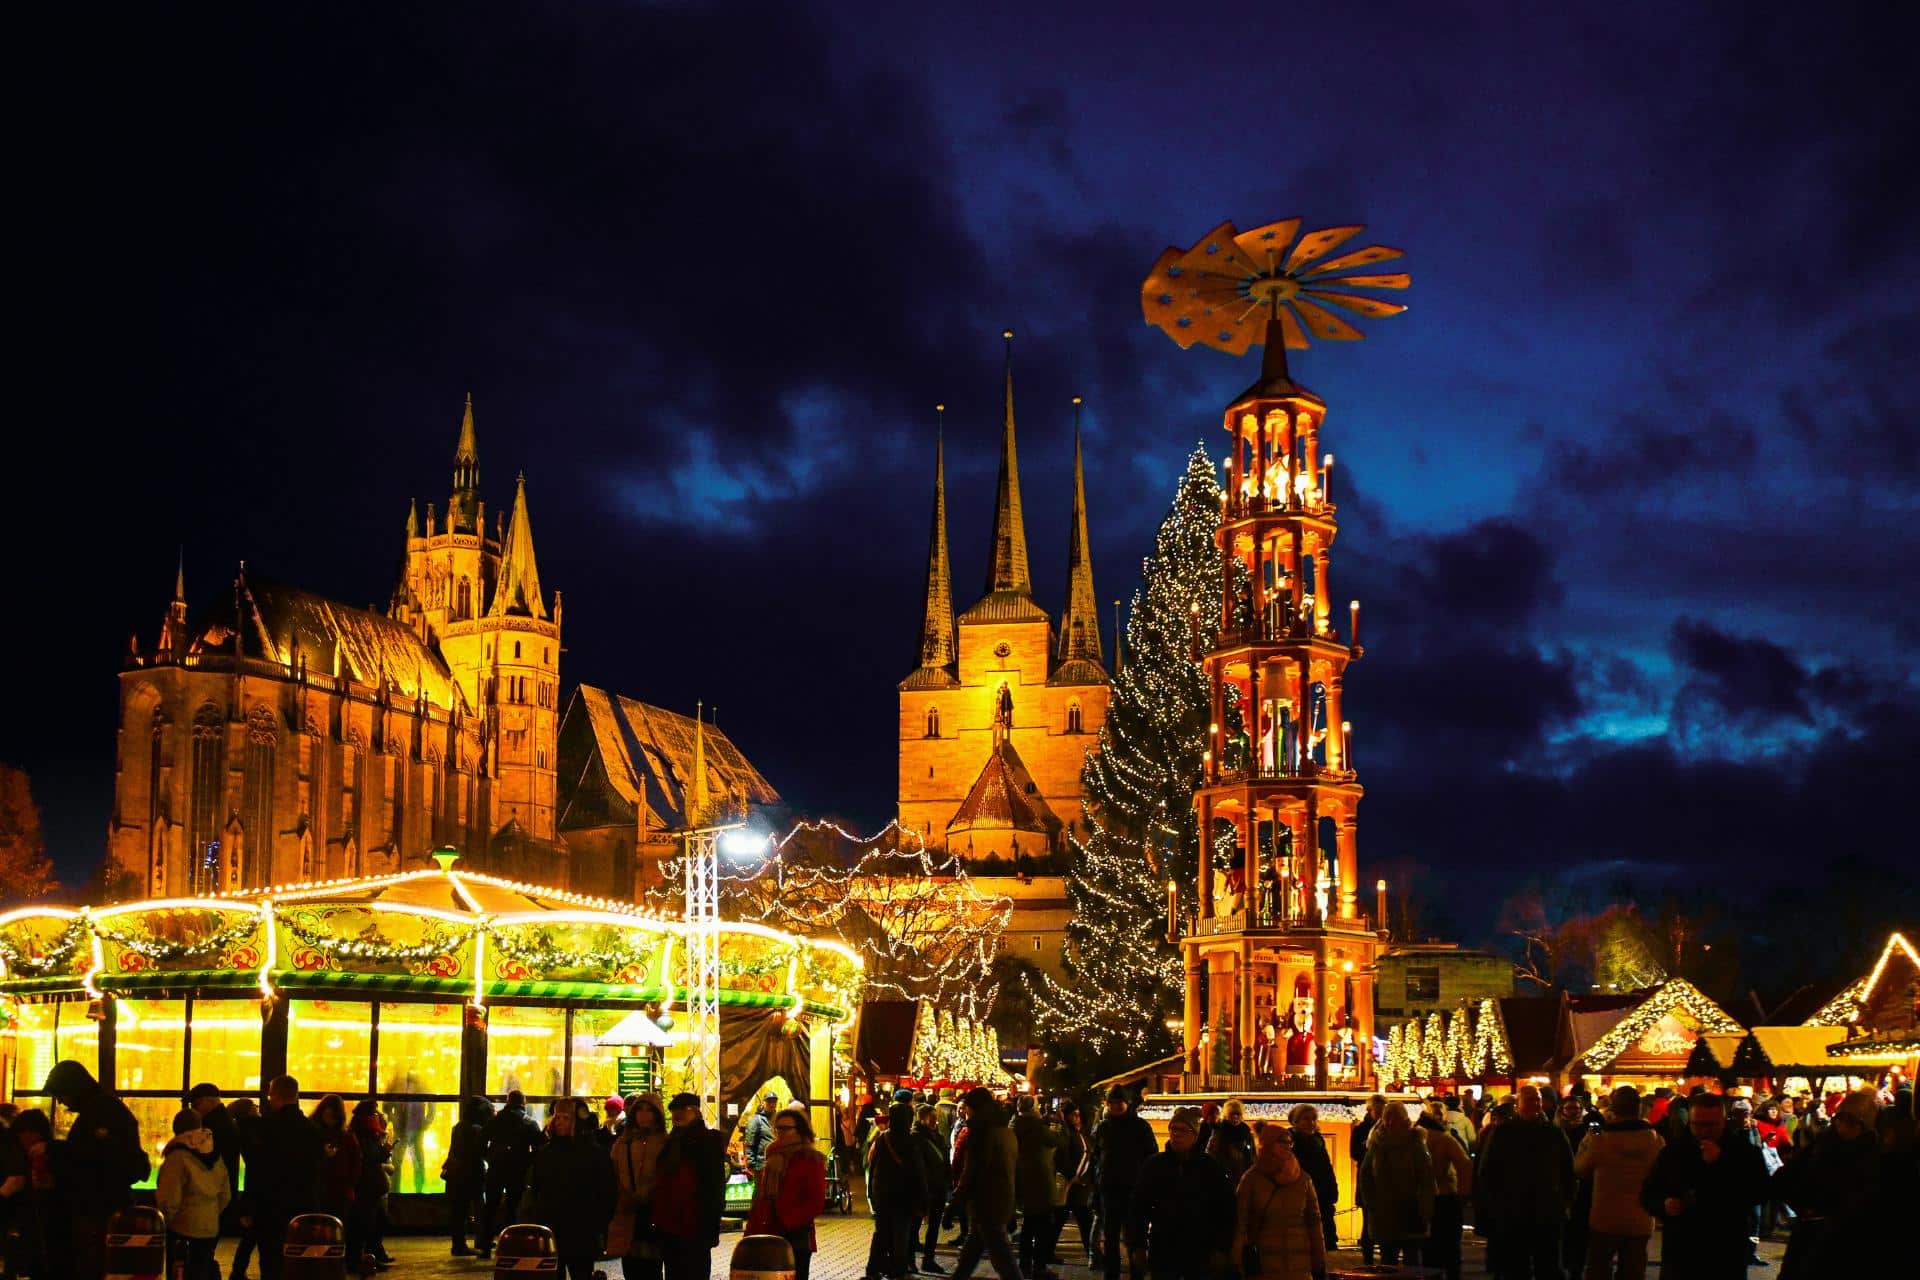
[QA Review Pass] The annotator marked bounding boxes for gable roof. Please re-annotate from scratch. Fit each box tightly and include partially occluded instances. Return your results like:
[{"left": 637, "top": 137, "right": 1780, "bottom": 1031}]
[
  {"left": 557, "top": 685, "right": 779, "bottom": 834},
  {"left": 947, "top": 736, "right": 1060, "bottom": 837}
]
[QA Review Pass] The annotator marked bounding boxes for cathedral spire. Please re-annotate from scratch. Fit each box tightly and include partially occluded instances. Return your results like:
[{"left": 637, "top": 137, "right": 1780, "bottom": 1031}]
[
  {"left": 1058, "top": 397, "right": 1103, "bottom": 667},
  {"left": 405, "top": 498, "right": 419, "bottom": 540},
  {"left": 487, "top": 473, "right": 548, "bottom": 619},
  {"left": 915, "top": 406, "right": 956, "bottom": 670},
  {"left": 985, "top": 330, "right": 1032, "bottom": 597},
  {"left": 449, "top": 393, "right": 480, "bottom": 534}
]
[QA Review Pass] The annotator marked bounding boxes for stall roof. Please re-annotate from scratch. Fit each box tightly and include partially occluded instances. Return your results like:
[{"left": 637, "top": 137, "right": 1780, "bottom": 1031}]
[
  {"left": 855, "top": 1000, "right": 920, "bottom": 1077},
  {"left": 1497, "top": 994, "right": 1567, "bottom": 1074},
  {"left": 1703, "top": 1027, "right": 1862, "bottom": 1074}
]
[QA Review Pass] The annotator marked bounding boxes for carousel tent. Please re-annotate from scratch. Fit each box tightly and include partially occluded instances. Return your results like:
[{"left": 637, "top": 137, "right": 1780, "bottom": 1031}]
[{"left": 0, "top": 861, "right": 860, "bottom": 1192}]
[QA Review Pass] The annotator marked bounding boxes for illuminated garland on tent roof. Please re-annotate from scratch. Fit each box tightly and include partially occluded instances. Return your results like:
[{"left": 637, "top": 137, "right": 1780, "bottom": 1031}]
[{"left": 1579, "top": 978, "right": 1743, "bottom": 1070}]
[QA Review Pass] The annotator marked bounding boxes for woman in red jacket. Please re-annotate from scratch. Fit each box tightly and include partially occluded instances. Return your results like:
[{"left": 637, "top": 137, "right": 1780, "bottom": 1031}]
[{"left": 744, "top": 1106, "right": 828, "bottom": 1280}]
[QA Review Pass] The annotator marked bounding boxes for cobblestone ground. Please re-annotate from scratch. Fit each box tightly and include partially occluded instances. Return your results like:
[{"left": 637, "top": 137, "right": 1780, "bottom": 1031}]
[{"left": 229, "top": 1191, "right": 1786, "bottom": 1280}]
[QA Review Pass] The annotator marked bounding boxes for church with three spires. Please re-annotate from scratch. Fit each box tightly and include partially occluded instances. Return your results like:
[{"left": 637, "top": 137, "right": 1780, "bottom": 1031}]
[
  {"left": 111, "top": 397, "right": 775, "bottom": 901},
  {"left": 898, "top": 335, "right": 1111, "bottom": 863}
]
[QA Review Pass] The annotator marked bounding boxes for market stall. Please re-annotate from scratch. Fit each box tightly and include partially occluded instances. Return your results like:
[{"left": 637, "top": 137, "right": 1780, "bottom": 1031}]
[{"left": 0, "top": 860, "right": 860, "bottom": 1194}]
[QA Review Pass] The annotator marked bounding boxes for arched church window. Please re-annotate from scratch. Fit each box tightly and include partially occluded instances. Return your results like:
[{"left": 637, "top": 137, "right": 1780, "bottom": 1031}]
[
  {"left": 925, "top": 707, "right": 940, "bottom": 737},
  {"left": 514, "top": 642, "right": 521, "bottom": 659},
  {"left": 1066, "top": 701, "right": 1083, "bottom": 733},
  {"left": 188, "top": 704, "right": 225, "bottom": 895},
  {"left": 457, "top": 577, "right": 472, "bottom": 620}
]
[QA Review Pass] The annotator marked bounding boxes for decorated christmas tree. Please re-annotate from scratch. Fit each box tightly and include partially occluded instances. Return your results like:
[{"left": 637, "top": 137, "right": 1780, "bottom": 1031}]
[{"left": 1036, "top": 446, "right": 1223, "bottom": 1069}]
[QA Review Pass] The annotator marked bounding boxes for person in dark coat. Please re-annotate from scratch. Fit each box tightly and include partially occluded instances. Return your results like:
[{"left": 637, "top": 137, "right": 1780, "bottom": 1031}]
[
  {"left": 914, "top": 1104, "right": 954, "bottom": 1274},
  {"left": 1091, "top": 1086, "right": 1157, "bottom": 1280},
  {"left": 650, "top": 1093, "right": 727, "bottom": 1280},
  {"left": 949, "top": 1089, "right": 1020, "bottom": 1280},
  {"left": 1640, "top": 1092, "right": 1770, "bottom": 1280},
  {"left": 346, "top": 1099, "right": 392, "bottom": 1272},
  {"left": 1350, "top": 1094, "right": 1385, "bottom": 1265},
  {"left": 484, "top": 1091, "right": 544, "bottom": 1246},
  {"left": 1475, "top": 1084, "right": 1574, "bottom": 1280},
  {"left": 227, "top": 1098, "right": 262, "bottom": 1280},
  {"left": 1555, "top": 1093, "right": 1600, "bottom": 1276},
  {"left": 1770, "top": 1088, "right": 1883, "bottom": 1277},
  {"left": 445, "top": 1096, "right": 492, "bottom": 1256},
  {"left": 528, "top": 1097, "right": 617, "bottom": 1280},
  {"left": 245, "top": 1076, "right": 325, "bottom": 1280},
  {"left": 1012, "top": 1096, "right": 1063, "bottom": 1279},
  {"left": 867, "top": 1101, "right": 929, "bottom": 1280},
  {"left": 310, "top": 1095, "right": 362, "bottom": 1233},
  {"left": 1286, "top": 1104, "right": 1339, "bottom": 1250},
  {"left": 1050, "top": 1102, "right": 1092, "bottom": 1269},
  {"left": 1128, "top": 1107, "right": 1234, "bottom": 1280},
  {"left": 44, "top": 1059, "right": 146, "bottom": 1280},
  {"left": 1202, "top": 1100, "right": 1254, "bottom": 1186}
]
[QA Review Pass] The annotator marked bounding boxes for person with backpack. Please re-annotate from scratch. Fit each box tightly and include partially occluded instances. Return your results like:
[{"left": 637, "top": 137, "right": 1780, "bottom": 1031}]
[
  {"left": 484, "top": 1090, "right": 544, "bottom": 1245},
  {"left": 1230, "top": 1124, "right": 1326, "bottom": 1280},
  {"left": 43, "top": 1060, "right": 147, "bottom": 1280},
  {"left": 156, "top": 1110, "right": 231, "bottom": 1280}
]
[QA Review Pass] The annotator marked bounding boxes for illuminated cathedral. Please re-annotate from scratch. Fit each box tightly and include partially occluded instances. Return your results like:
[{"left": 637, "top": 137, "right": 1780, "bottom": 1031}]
[
  {"left": 111, "top": 397, "right": 773, "bottom": 900},
  {"left": 897, "top": 338, "right": 1111, "bottom": 862}
]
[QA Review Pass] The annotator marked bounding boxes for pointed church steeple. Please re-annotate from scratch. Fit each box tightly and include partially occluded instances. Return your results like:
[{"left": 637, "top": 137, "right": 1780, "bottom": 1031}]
[
  {"left": 1058, "top": 397, "right": 1103, "bottom": 669},
  {"left": 158, "top": 551, "right": 189, "bottom": 662},
  {"left": 985, "top": 330, "right": 1032, "bottom": 598},
  {"left": 449, "top": 393, "right": 481, "bottom": 534},
  {"left": 488, "top": 473, "right": 547, "bottom": 619},
  {"left": 915, "top": 406, "right": 956, "bottom": 670},
  {"left": 405, "top": 498, "right": 419, "bottom": 540}
]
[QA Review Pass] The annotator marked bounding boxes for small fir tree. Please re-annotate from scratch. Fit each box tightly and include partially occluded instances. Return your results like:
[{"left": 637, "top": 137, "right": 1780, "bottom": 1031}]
[{"left": 1037, "top": 446, "right": 1223, "bottom": 1070}]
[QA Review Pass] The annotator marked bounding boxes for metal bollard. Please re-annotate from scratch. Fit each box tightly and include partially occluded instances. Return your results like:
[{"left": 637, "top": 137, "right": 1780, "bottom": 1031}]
[
  {"left": 728, "top": 1234, "right": 796, "bottom": 1280},
  {"left": 492, "top": 1224, "right": 558, "bottom": 1278},
  {"left": 105, "top": 1206, "right": 168, "bottom": 1280},
  {"left": 282, "top": 1214, "right": 347, "bottom": 1280}
]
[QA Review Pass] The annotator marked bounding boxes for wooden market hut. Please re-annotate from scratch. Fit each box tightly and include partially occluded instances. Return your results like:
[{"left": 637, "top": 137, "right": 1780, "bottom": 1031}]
[
  {"left": 0, "top": 862, "right": 861, "bottom": 1197},
  {"left": 1567, "top": 978, "right": 1744, "bottom": 1087}
]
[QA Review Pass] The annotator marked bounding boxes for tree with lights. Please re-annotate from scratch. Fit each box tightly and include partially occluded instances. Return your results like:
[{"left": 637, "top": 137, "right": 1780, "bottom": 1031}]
[{"left": 1036, "top": 446, "right": 1223, "bottom": 1072}]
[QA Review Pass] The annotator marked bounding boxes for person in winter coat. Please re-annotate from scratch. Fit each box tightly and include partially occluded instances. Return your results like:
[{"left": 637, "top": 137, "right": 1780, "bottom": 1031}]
[
  {"left": 1556, "top": 1094, "right": 1601, "bottom": 1275},
  {"left": 528, "top": 1098, "right": 617, "bottom": 1280},
  {"left": 1357, "top": 1104, "right": 1433, "bottom": 1268},
  {"left": 1205, "top": 1100, "right": 1255, "bottom": 1186},
  {"left": 743, "top": 1093, "right": 779, "bottom": 1175},
  {"left": 484, "top": 1091, "right": 544, "bottom": 1248},
  {"left": 608, "top": 1093, "right": 667, "bottom": 1280},
  {"left": 1013, "top": 1095, "right": 1063, "bottom": 1278},
  {"left": 949, "top": 1089, "right": 1021, "bottom": 1280},
  {"left": 156, "top": 1110, "right": 232, "bottom": 1280},
  {"left": 1285, "top": 1105, "right": 1338, "bottom": 1251},
  {"left": 1474, "top": 1084, "right": 1574, "bottom": 1280},
  {"left": 1050, "top": 1102, "right": 1092, "bottom": 1269},
  {"left": 1417, "top": 1111, "right": 1472, "bottom": 1280},
  {"left": 744, "top": 1106, "right": 828, "bottom": 1280},
  {"left": 1440, "top": 1096, "right": 1477, "bottom": 1155},
  {"left": 867, "top": 1101, "right": 928, "bottom": 1280},
  {"left": 347, "top": 1099, "right": 393, "bottom": 1271},
  {"left": 1771, "top": 1088, "right": 1885, "bottom": 1278},
  {"left": 227, "top": 1097, "right": 263, "bottom": 1280},
  {"left": 246, "top": 1076, "right": 326, "bottom": 1280},
  {"left": 1572, "top": 1085, "right": 1662, "bottom": 1280},
  {"left": 444, "top": 1096, "right": 491, "bottom": 1256},
  {"left": 1090, "top": 1087, "right": 1157, "bottom": 1280},
  {"left": 187, "top": 1084, "right": 243, "bottom": 1225},
  {"left": 8, "top": 1110, "right": 63, "bottom": 1280},
  {"left": 650, "top": 1093, "right": 726, "bottom": 1280},
  {"left": 914, "top": 1104, "right": 954, "bottom": 1274},
  {"left": 1128, "top": 1106, "right": 1234, "bottom": 1280},
  {"left": 44, "top": 1059, "right": 146, "bottom": 1280},
  {"left": 311, "top": 1095, "right": 362, "bottom": 1240},
  {"left": 1639, "top": 1093, "right": 1770, "bottom": 1280},
  {"left": 1349, "top": 1094, "right": 1385, "bottom": 1266},
  {"left": 1229, "top": 1124, "right": 1325, "bottom": 1280}
]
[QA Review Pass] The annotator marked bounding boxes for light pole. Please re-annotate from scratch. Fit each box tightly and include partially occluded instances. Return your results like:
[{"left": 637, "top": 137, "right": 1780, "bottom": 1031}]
[{"left": 678, "top": 821, "right": 772, "bottom": 1122}]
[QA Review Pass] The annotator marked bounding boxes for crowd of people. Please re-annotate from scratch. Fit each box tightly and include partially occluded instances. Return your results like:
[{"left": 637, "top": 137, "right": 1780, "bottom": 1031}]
[
  {"left": 1, "top": 1056, "right": 1910, "bottom": 1280},
  {"left": 0, "top": 1061, "right": 798, "bottom": 1280}
]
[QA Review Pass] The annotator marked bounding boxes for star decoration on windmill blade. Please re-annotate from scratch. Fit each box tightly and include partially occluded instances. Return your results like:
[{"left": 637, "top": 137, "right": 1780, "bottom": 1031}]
[{"left": 1141, "top": 218, "right": 1410, "bottom": 355}]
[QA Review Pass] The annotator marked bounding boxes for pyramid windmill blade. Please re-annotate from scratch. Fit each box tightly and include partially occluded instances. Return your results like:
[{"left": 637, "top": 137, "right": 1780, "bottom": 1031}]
[
  {"left": 1284, "top": 225, "right": 1365, "bottom": 273},
  {"left": 1311, "top": 272, "right": 1410, "bottom": 289},
  {"left": 1301, "top": 289, "right": 1409, "bottom": 319},
  {"left": 1141, "top": 247, "right": 1184, "bottom": 319},
  {"left": 1300, "top": 244, "right": 1404, "bottom": 277},
  {"left": 1291, "top": 296, "right": 1366, "bottom": 340},
  {"left": 1234, "top": 218, "right": 1304, "bottom": 266}
]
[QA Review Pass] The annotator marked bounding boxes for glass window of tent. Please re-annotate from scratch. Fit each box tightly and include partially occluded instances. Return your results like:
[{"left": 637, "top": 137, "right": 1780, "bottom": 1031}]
[
  {"left": 375, "top": 1002, "right": 462, "bottom": 1195},
  {"left": 126, "top": 1095, "right": 179, "bottom": 1190},
  {"left": 570, "top": 1007, "right": 638, "bottom": 1103},
  {"left": 287, "top": 999, "right": 375, "bottom": 1095},
  {"left": 115, "top": 998, "right": 187, "bottom": 1092},
  {"left": 12, "top": 1001, "right": 58, "bottom": 1096},
  {"left": 488, "top": 1004, "right": 567, "bottom": 1117},
  {"left": 188, "top": 998, "right": 264, "bottom": 1096}
]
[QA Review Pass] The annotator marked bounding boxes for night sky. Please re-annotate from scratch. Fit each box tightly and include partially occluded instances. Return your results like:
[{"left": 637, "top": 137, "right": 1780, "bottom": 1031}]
[{"left": 9, "top": 3, "right": 1916, "bottom": 989}]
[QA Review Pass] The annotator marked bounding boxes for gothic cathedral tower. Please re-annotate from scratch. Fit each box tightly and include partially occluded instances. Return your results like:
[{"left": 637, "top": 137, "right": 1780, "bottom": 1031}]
[
  {"left": 399, "top": 397, "right": 562, "bottom": 840},
  {"left": 898, "top": 336, "right": 1110, "bottom": 862}
]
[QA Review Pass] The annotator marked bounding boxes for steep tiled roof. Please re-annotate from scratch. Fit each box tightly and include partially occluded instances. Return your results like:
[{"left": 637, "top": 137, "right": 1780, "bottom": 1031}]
[
  {"left": 558, "top": 685, "right": 778, "bottom": 833},
  {"left": 947, "top": 737, "right": 1059, "bottom": 836}
]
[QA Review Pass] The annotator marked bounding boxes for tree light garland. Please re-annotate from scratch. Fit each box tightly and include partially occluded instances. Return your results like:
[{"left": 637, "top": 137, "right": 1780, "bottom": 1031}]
[{"left": 1579, "top": 978, "right": 1742, "bottom": 1070}]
